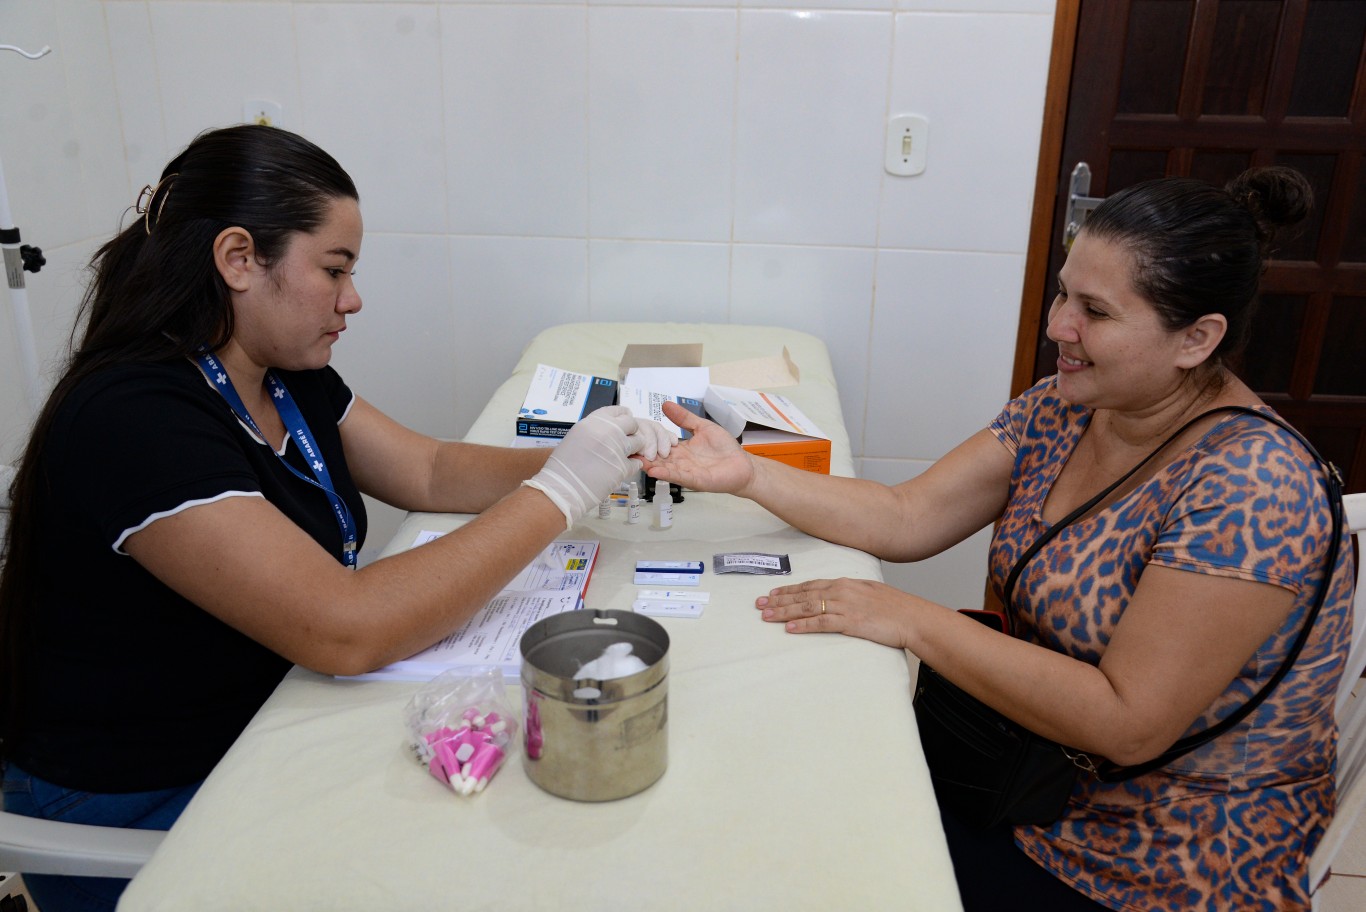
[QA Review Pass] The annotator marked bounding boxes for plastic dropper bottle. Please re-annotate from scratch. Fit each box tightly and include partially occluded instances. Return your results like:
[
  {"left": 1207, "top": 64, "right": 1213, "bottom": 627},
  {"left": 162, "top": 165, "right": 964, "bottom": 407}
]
[{"left": 653, "top": 479, "right": 673, "bottom": 530}]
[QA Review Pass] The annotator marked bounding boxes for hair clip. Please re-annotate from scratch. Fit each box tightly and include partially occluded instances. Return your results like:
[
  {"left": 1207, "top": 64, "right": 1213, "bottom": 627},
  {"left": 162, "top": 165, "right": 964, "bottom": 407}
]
[{"left": 135, "top": 173, "right": 178, "bottom": 235}]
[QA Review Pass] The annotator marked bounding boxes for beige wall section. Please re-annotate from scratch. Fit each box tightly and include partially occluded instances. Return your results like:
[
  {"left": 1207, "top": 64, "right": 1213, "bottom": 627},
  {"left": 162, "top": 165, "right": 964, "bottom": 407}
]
[{"left": 0, "top": 0, "right": 1055, "bottom": 608}]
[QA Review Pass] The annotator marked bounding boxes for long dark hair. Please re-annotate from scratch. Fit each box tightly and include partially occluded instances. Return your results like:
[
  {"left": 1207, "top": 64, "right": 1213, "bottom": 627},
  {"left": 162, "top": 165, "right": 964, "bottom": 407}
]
[
  {"left": 0, "top": 125, "right": 358, "bottom": 758},
  {"left": 1080, "top": 165, "right": 1312, "bottom": 366}
]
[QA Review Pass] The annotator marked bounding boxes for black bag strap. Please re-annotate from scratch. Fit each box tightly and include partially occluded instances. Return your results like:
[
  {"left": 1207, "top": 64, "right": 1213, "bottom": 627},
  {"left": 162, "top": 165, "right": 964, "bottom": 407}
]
[{"left": 1002, "top": 405, "right": 1345, "bottom": 782}]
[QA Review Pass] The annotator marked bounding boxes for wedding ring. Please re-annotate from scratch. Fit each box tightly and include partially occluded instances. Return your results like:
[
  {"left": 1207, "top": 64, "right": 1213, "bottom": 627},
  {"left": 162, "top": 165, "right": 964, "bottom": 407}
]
[{"left": 820, "top": 599, "right": 827, "bottom": 615}]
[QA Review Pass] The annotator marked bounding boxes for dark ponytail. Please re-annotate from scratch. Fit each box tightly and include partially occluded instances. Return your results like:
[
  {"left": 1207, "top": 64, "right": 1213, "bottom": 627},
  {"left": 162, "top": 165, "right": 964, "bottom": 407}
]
[
  {"left": 1079, "top": 165, "right": 1312, "bottom": 365},
  {"left": 0, "top": 125, "right": 358, "bottom": 758}
]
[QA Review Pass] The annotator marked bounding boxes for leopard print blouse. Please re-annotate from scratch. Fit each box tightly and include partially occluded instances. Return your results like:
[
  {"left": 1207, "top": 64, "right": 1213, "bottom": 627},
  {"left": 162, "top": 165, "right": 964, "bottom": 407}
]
[{"left": 987, "top": 378, "right": 1355, "bottom": 911}]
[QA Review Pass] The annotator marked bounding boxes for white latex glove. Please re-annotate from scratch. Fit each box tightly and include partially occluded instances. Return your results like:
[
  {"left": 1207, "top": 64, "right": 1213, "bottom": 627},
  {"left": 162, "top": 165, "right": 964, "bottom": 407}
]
[
  {"left": 632, "top": 418, "right": 676, "bottom": 461},
  {"left": 523, "top": 405, "right": 644, "bottom": 529}
]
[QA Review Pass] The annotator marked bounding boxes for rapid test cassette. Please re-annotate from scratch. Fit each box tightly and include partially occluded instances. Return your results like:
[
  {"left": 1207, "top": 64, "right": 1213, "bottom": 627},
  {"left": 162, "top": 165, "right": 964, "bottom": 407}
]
[
  {"left": 633, "top": 589, "right": 709, "bottom": 618},
  {"left": 633, "top": 560, "right": 704, "bottom": 586}
]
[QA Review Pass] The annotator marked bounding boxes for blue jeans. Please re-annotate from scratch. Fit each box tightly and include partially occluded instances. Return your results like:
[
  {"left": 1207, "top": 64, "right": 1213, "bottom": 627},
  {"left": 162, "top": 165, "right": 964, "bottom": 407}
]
[{"left": 1, "top": 765, "right": 200, "bottom": 912}]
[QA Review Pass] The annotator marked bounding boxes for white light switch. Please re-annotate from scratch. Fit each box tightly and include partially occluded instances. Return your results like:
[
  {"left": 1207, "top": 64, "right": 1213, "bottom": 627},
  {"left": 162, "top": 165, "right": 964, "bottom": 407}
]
[
  {"left": 244, "top": 99, "right": 284, "bottom": 128},
  {"left": 885, "top": 114, "right": 928, "bottom": 177}
]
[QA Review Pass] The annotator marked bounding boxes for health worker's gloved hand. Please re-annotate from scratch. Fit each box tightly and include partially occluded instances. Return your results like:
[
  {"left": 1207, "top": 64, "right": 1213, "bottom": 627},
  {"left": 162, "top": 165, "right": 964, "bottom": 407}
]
[
  {"left": 523, "top": 406, "right": 647, "bottom": 529},
  {"left": 632, "top": 418, "right": 676, "bottom": 462}
]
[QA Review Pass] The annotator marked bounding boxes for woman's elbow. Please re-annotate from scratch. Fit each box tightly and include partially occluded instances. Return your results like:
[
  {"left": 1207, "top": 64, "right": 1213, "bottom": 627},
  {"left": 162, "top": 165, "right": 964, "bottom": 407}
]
[
  {"left": 1096, "top": 726, "right": 1183, "bottom": 768},
  {"left": 276, "top": 620, "right": 394, "bottom": 678},
  {"left": 286, "top": 644, "right": 379, "bottom": 678}
]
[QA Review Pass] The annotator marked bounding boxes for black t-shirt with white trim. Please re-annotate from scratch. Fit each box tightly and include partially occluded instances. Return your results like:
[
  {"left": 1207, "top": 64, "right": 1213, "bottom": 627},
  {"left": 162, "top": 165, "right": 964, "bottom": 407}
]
[{"left": 13, "top": 359, "right": 367, "bottom": 792}]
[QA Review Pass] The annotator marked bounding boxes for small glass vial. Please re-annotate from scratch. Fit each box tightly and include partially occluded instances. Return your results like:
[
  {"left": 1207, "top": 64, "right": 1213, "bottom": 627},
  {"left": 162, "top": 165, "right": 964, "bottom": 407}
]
[
  {"left": 653, "top": 483, "right": 673, "bottom": 531},
  {"left": 626, "top": 481, "right": 641, "bottom": 524},
  {"left": 598, "top": 497, "right": 612, "bottom": 519}
]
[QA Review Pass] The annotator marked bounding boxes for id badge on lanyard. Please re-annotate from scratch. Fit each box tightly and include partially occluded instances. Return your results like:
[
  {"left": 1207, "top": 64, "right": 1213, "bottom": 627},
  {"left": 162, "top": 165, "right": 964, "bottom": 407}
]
[{"left": 193, "top": 351, "right": 358, "bottom": 569}]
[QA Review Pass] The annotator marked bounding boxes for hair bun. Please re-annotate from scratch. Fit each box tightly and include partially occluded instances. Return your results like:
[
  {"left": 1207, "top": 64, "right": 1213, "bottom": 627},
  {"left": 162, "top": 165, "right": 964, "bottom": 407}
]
[{"left": 1226, "top": 166, "right": 1313, "bottom": 250}]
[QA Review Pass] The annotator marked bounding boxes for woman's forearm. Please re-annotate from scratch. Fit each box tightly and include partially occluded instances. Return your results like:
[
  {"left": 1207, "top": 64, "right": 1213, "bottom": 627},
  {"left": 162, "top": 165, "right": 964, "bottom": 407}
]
[
  {"left": 425, "top": 440, "right": 551, "bottom": 513},
  {"left": 741, "top": 428, "right": 1013, "bottom": 562}
]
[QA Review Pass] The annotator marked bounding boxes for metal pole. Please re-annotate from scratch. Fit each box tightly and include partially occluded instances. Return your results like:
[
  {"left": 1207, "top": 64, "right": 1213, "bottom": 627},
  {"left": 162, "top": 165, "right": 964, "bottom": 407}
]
[
  {"left": 0, "top": 150, "right": 44, "bottom": 417},
  {"left": 0, "top": 41, "right": 52, "bottom": 418}
]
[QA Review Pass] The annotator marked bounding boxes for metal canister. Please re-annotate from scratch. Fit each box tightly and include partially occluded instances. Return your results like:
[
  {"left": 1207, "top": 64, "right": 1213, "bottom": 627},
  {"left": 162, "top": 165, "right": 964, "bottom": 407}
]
[{"left": 519, "top": 609, "right": 669, "bottom": 801}]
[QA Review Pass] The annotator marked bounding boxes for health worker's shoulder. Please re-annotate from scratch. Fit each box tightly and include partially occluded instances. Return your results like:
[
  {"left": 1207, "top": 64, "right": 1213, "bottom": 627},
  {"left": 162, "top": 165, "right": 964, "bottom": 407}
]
[
  {"left": 44, "top": 361, "right": 241, "bottom": 481},
  {"left": 58, "top": 359, "right": 221, "bottom": 426}
]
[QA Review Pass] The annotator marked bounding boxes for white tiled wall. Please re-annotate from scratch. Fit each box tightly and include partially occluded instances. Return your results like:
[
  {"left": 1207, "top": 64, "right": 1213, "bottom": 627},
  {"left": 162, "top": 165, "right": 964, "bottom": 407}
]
[
  {"left": 445, "top": 4, "right": 590, "bottom": 237},
  {"left": 588, "top": 6, "right": 737, "bottom": 241},
  {"left": 0, "top": 0, "right": 1056, "bottom": 605}
]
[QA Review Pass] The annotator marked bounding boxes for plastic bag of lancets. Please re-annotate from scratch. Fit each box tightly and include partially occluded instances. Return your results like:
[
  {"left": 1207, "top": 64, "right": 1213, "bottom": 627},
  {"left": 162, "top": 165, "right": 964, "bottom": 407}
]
[{"left": 404, "top": 666, "right": 518, "bottom": 796}]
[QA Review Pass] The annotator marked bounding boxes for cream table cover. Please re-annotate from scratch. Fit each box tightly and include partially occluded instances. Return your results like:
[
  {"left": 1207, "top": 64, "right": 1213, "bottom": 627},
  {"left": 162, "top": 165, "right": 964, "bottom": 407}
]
[{"left": 118, "top": 323, "right": 961, "bottom": 912}]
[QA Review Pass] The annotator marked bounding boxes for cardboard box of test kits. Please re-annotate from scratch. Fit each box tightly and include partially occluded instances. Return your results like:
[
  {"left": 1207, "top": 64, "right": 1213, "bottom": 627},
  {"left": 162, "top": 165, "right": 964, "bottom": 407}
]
[
  {"left": 617, "top": 343, "right": 831, "bottom": 474},
  {"left": 616, "top": 385, "right": 706, "bottom": 439},
  {"left": 515, "top": 363, "right": 619, "bottom": 442},
  {"left": 703, "top": 385, "right": 831, "bottom": 475}
]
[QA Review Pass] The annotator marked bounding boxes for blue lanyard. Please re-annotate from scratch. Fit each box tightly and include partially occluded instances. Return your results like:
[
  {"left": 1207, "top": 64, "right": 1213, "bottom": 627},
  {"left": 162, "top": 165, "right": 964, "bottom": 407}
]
[{"left": 193, "top": 351, "right": 358, "bottom": 569}]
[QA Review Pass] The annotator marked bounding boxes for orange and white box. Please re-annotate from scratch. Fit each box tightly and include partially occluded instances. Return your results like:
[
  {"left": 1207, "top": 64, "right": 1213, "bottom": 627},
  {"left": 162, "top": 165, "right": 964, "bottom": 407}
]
[{"left": 703, "top": 385, "right": 831, "bottom": 475}]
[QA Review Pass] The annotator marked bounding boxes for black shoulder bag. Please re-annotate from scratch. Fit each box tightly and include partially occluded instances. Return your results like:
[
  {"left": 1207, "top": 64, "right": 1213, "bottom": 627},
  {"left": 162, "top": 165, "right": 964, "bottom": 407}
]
[{"left": 911, "top": 407, "right": 1345, "bottom": 830}]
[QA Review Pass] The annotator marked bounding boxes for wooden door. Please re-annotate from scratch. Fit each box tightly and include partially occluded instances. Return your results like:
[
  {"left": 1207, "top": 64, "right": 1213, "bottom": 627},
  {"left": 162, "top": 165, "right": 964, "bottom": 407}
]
[{"left": 1012, "top": 0, "right": 1366, "bottom": 493}]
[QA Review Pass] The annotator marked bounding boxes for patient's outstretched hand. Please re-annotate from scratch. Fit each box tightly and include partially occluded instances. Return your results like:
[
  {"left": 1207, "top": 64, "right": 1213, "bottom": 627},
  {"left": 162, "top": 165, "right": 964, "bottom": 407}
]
[{"left": 639, "top": 401, "right": 756, "bottom": 495}]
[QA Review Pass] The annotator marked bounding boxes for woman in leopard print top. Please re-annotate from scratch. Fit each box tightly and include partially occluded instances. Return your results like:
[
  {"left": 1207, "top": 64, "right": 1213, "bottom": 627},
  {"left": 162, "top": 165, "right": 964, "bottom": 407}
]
[{"left": 644, "top": 166, "right": 1355, "bottom": 910}]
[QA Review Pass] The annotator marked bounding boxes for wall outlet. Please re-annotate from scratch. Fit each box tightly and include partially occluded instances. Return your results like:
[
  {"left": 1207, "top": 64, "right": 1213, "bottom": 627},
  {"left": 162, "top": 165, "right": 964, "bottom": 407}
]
[{"left": 244, "top": 99, "right": 284, "bottom": 128}]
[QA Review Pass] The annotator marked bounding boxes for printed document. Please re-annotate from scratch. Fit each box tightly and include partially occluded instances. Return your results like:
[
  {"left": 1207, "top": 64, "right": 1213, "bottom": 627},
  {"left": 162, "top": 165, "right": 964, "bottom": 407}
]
[{"left": 342, "top": 537, "right": 599, "bottom": 682}]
